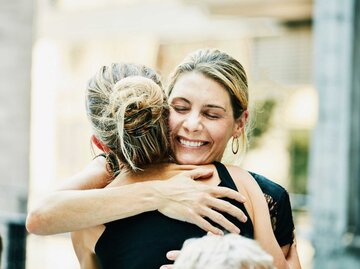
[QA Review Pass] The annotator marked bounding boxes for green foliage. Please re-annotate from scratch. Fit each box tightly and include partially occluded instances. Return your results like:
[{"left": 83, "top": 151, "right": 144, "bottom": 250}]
[
  {"left": 288, "top": 130, "right": 309, "bottom": 194},
  {"left": 250, "top": 99, "right": 276, "bottom": 147}
]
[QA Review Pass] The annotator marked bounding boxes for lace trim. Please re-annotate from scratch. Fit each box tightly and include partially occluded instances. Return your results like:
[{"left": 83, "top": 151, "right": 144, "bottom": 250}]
[{"left": 264, "top": 193, "right": 277, "bottom": 232}]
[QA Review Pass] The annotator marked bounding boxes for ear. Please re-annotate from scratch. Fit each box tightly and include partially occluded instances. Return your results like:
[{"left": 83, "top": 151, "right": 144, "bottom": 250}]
[
  {"left": 232, "top": 110, "right": 248, "bottom": 137},
  {"left": 91, "top": 135, "right": 110, "bottom": 152}
]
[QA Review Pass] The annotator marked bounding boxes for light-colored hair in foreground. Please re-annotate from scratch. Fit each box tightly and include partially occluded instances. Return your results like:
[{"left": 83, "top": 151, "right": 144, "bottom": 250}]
[
  {"left": 174, "top": 234, "right": 275, "bottom": 269},
  {"left": 86, "top": 63, "right": 171, "bottom": 172}
]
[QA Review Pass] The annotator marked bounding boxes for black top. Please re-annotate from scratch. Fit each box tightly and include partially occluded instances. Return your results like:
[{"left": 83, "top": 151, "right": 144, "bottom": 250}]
[
  {"left": 95, "top": 162, "right": 254, "bottom": 269},
  {"left": 250, "top": 171, "right": 295, "bottom": 246}
]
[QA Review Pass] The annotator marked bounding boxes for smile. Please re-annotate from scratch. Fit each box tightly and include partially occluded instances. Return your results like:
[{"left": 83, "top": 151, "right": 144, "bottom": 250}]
[{"left": 179, "top": 138, "right": 207, "bottom": 148}]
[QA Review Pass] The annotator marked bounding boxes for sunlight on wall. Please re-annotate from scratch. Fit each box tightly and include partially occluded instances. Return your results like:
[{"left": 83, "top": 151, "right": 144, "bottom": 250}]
[
  {"left": 26, "top": 234, "right": 78, "bottom": 269},
  {"left": 285, "top": 87, "right": 318, "bottom": 130},
  {"left": 29, "top": 39, "right": 60, "bottom": 201}
]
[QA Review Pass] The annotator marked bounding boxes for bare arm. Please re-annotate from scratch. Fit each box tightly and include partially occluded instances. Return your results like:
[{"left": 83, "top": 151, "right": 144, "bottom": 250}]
[
  {"left": 26, "top": 160, "right": 247, "bottom": 236},
  {"left": 246, "top": 177, "right": 288, "bottom": 269},
  {"left": 243, "top": 170, "right": 301, "bottom": 269},
  {"left": 71, "top": 229, "right": 102, "bottom": 269},
  {"left": 285, "top": 234, "right": 301, "bottom": 268},
  {"left": 250, "top": 182, "right": 301, "bottom": 268},
  {"left": 26, "top": 181, "right": 162, "bottom": 235}
]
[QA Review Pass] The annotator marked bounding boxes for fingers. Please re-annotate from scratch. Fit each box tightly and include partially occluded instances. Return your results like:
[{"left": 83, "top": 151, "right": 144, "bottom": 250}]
[
  {"left": 160, "top": 251, "right": 180, "bottom": 269},
  {"left": 206, "top": 197, "right": 248, "bottom": 223},
  {"left": 187, "top": 213, "right": 224, "bottom": 236},
  {"left": 212, "top": 186, "right": 247, "bottom": 203},
  {"left": 166, "top": 250, "right": 181, "bottom": 261},
  {"left": 200, "top": 207, "right": 240, "bottom": 234},
  {"left": 183, "top": 168, "right": 214, "bottom": 180}
]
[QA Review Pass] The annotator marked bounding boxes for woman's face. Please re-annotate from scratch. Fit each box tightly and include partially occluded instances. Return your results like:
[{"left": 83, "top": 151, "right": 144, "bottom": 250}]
[{"left": 168, "top": 72, "right": 242, "bottom": 165}]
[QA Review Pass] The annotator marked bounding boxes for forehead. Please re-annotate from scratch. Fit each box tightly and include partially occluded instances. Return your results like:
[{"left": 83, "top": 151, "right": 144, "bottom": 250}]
[{"left": 170, "top": 72, "right": 231, "bottom": 106}]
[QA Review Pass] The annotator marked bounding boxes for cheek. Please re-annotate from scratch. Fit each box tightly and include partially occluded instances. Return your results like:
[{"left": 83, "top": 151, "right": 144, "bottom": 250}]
[
  {"left": 168, "top": 111, "right": 178, "bottom": 133},
  {"left": 209, "top": 122, "right": 234, "bottom": 146}
]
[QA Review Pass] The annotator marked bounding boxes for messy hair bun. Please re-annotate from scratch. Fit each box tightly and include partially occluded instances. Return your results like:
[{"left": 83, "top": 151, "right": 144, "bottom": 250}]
[{"left": 86, "top": 63, "right": 170, "bottom": 173}]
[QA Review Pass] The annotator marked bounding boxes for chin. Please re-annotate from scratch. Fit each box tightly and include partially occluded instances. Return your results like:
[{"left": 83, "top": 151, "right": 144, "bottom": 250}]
[{"left": 175, "top": 155, "right": 209, "bottom": 165}]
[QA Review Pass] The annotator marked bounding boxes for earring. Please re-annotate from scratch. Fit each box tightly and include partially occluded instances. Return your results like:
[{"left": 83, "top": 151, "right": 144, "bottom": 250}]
[{"left": 232, "top": 136, "right": 239, "bottom": 154}]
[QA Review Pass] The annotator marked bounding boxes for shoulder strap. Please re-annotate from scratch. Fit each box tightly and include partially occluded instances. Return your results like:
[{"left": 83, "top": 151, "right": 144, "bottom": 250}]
[{"left": 213, "top": 161, "right": 238, "bottom": 191}]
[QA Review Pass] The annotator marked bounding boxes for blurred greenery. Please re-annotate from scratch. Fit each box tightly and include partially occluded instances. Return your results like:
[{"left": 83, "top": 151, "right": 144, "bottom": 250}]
[
  {"left": 250, "top": 99, "right": 276, "bottom": 147},
  {"left": 288, "top": 130, "right": 309, "bottom": 194},
  {"left": 249, "top": 99, "right": 309, "bottom": 195}
]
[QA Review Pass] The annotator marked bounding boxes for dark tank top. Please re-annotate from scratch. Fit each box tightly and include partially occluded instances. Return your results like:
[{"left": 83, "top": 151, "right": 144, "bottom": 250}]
[{"left": 95, "top": 161, "right": 253, "bottom": 269}]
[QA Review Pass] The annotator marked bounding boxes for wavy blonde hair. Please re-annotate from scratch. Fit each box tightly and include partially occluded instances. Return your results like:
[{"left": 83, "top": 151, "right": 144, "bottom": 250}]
[{"left": 86, "top": 63, "right": 171, "bottom": 172}]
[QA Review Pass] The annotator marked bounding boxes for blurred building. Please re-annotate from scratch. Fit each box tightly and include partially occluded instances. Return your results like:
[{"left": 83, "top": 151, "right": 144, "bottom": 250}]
[
  {"left": 0, "top": 0, "right": 358, "bottom": 269},
  {"left": 0, "top": 0, "right": 34, "bottom": 268},
  {"left": 309, "top": 0, "right": 360, "bottom": 268}
]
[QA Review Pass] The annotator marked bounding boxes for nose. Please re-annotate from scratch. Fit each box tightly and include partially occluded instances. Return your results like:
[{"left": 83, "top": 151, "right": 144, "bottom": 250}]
[{"left": 183, "top": 112, "right": 203, "bottom": 133}]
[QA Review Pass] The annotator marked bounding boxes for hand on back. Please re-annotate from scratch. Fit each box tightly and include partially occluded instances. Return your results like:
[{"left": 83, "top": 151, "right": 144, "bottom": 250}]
[{"left": 156, "top": 167, "right": 248, "bottom": 235}]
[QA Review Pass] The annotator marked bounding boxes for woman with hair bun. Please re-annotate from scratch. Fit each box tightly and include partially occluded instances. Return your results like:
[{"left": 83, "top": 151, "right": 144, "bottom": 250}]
[
  {"left": 27, "top": 49, "right": 300, "bottom": 269},
  {"left": 67, "top": 62, "right": 254, "bottom": 269},
  {"left": 27, "top": 61, "right": 248, "bottom": 238}
]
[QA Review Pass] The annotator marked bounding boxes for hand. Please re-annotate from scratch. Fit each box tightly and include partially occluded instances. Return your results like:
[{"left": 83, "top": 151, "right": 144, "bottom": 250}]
[{"left": 155, "top": 168, "right": 248, "bottom": 235}]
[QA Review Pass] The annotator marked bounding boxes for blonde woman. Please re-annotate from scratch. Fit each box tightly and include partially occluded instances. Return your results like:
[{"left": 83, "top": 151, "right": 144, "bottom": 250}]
[
  {"left": 71, "top": 63, "right": 254, "bottom": 269},
  {"left": 27, "top": 50, "right": 301, "bottom": 269}
]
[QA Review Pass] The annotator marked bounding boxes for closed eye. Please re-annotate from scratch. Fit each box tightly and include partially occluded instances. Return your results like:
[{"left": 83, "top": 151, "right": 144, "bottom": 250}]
[
  {"left": 171, "top": 105, "right": 189, "bottom": 113},
  {"left": 204, "top": 113, "right": 221, "bottom": 119}
]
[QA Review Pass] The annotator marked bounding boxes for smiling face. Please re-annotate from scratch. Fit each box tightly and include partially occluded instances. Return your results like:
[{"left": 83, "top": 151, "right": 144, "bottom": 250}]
[{"left": 168, "top": 72, "right": 242, "bottom": 165}]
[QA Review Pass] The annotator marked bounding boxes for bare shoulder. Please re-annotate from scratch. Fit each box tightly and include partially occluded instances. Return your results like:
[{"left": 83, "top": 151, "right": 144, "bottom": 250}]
[
  {"left": 225, "top": 165, "right": 257, "bottom": 186},
  {"left": 225, "top": 165, "right": 264, "bottom": 199}
]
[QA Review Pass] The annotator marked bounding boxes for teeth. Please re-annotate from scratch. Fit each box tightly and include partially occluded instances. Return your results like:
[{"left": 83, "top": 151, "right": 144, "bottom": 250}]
[{"left": 179, "top": 139, "right": 205, "bottom": 147}]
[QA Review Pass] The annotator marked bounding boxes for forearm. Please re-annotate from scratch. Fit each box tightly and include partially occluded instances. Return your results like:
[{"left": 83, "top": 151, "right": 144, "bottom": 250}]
[{"left": 26, "top": 181, "right": 159, "bottom": 235}]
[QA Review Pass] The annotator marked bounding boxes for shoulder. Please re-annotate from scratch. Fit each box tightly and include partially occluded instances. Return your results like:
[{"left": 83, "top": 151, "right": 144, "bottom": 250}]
[
  {"left": 248, "top": 171, "right": 288, "bottom": 201},
  {"left": 225, "top": 165, "right": 256, "bottom": 186},
  {"left": 225, "top": 165, "right": 264, "bottom": 198},
  {"left": 225, "top": 165, "right": 251, "bottom": 178}
]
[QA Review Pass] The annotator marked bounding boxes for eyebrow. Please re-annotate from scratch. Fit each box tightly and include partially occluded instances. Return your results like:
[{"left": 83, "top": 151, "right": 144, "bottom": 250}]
[
  {"left": 205, "top": 104, "right": 227, "bottom": 112},
  {"left": 171, "top": 97, "right": 227, "bottom": 112},
  {"left": 171, "top": 97, "right": 190, "bottom": 104}
]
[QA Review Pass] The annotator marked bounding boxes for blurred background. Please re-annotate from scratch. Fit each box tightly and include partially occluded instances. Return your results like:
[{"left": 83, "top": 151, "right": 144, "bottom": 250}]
[{"left": 0, "top": 0, "right": 359, "bottom": 268}]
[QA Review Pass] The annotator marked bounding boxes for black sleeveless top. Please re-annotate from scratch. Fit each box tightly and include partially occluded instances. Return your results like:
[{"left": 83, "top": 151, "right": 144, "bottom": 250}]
[
  {"left": 250, "top": 171, "right": 294, "bottom": 247},
  {"left": 95, "top": 162, "right": 254, "bottom": 269}
]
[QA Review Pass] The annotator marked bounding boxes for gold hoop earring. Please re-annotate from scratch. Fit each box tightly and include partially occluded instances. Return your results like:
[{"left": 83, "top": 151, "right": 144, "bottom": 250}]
[{"left": 232, "top": 136, "right": 239, "bottom": 154}]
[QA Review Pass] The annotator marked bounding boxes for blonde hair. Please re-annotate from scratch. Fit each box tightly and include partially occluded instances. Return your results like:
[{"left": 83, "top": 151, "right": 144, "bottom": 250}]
[
  {"left": 167, "top": 48, "right": 249, "bottom": 154},
  {"left": 86, "top": 63, "right": 171, "bottom": 172},
  {"left": 174, "top": 234, "right": 275, "bottom": 269}
]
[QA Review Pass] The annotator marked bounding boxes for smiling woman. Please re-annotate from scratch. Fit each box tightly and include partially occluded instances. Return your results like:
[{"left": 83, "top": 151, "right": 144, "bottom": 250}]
[
  {"left": 26, "top": 49, "right": 300, "bottom": 269},
  {"left": 168, "top": 72, "right": 246, "bottom": 165}
]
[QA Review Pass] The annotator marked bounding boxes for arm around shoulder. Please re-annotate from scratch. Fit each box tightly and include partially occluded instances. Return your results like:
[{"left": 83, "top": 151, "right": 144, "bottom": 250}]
[
  {"left": 26, "top": 180, "right": 160, "bottom": 235},
  {"left": 26, "top": 156, "right": 111, "bottom": 235}
]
